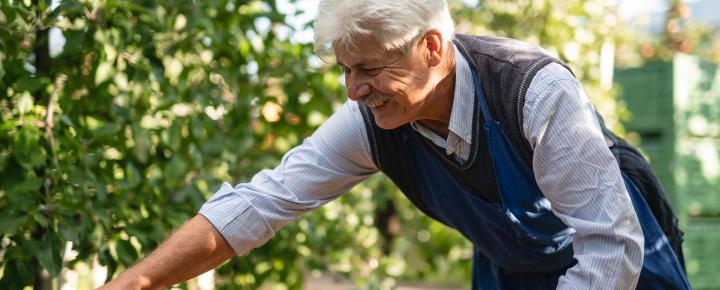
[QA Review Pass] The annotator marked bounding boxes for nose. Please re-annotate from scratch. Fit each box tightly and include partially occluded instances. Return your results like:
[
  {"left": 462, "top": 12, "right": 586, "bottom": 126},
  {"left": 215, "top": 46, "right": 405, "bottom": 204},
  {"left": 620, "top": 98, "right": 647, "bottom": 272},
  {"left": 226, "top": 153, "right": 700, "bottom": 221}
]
[{"left": 346, "top": 72, "right": 371, "bottom": 101}]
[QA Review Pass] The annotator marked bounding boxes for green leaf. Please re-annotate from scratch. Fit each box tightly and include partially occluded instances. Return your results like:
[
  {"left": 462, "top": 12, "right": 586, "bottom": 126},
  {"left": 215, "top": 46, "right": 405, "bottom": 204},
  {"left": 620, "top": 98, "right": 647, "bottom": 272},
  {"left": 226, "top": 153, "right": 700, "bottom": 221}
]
[
  {"left": 125, "top": 220, "right": 164, "bottom": 247},
  {"left": 0, "top": 149, "right": 9, "bottom": 171},
  {"left": 95, "top": 62, "right": 113, "bottom": 85},
  {"left": 0, "top": 59, "right": 5, "bottom": 82},
  {"left": 116, "top": 239, "right": 138, "bottom": 266},
  {"left": 13, "top": 126, "right": 46, "bottom": 169},
  {"left": 4, "top": 175, "right": 42, "bottom": 202},
  {"left": 0, "top": 6, "right": 18, "bottom": 24},
  {"left": 48, "top": 1, "right": 84, "bottom": 19},
  {"left": 62, "top": 30, "right": 86, "bottom": 55},
  {"left": 0, "top": 255, "right": 34, "bottom": 289},
  {"left": 16, "top": 92, "right": 33, "bottom": 115},
  {"left": 124, "top": 162, "right": 141, "bottom": 188},
  {"left": 59, "top": 214, "right": 83, "bottom": 243},
  {"left": 132, "top": 125, "right": 151, "bottom": 163},
  {"left": 93, "top": 123, "right": 122, "bottom": 137},
  {"left": 38, "top": 231, "right": 63, "bottom": 277},
  {"left": 14, "top": 76, "right": 48, "bottom": 93},
  {"left": 32, "top": 211, "right": 49, "bottom": 228},
  {"left": 99, "top": 248, "right": 118, "bottom": 283},
  {"left": 59, "top": 115, "right": 75, "bottom": 127},
  {"left": 0, "top": 214, "right": 27, "bottom": 234}
]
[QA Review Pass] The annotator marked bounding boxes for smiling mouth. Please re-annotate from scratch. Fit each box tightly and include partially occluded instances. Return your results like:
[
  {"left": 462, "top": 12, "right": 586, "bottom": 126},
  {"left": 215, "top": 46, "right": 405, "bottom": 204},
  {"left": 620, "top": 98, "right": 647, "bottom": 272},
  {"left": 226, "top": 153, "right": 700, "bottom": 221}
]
[
  {"left": 363, "top": 94, "right": 396, "bottom": 109},
  {"left": 367, "top": 98, "right": 389, "bottom": 109}
]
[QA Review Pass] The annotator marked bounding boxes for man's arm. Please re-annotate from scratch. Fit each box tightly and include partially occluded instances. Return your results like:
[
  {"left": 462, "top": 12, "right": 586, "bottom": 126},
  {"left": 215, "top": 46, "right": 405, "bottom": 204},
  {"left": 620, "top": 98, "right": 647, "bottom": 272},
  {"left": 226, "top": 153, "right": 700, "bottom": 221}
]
[
  {"left": 98, "top": 101, "right": 376, "bottom": 289},
  {"left": 97, "top": 215, "right": 234, "bottom": 290},
  {"left": 523, "top": 63, "right": 644, "bottom": 289}
]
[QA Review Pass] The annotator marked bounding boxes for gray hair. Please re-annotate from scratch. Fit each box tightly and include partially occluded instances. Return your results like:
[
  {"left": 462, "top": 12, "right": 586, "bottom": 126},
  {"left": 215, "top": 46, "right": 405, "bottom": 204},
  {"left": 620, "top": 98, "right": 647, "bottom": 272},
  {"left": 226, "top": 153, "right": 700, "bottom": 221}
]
[{"left": 313, "top": 0, "right": 455, "bottom": 57}]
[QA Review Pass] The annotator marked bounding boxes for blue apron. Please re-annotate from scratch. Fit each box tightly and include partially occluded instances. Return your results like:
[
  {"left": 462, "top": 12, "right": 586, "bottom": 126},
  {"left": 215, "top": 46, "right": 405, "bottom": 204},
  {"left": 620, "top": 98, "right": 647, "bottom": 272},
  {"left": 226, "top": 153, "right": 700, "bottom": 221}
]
[{"left": 398, "top": 68, "right": 690, "bottom": 289}]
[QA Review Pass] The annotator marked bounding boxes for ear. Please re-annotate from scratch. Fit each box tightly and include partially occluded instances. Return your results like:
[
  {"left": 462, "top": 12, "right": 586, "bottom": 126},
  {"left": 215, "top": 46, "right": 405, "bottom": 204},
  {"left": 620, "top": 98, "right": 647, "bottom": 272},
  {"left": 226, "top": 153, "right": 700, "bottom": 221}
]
[{"left": 421, "top": 29, "right": 444, "bottom": 67}]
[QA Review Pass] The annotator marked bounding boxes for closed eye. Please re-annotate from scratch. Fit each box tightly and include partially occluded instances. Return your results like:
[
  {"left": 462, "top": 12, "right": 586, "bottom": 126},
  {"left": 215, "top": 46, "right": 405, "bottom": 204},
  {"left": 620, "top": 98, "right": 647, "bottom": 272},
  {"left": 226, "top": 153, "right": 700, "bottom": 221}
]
[{"left": 364, "top": 67, "right": 383, "bottom": 75}]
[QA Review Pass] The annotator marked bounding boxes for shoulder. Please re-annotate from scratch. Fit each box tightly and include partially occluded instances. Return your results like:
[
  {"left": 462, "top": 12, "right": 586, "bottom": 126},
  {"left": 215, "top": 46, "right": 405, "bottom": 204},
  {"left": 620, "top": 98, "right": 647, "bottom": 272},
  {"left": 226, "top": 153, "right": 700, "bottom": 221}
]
[
  {"left": 524, "top": 62, "right": 585, "bottom": 117},
  {"left": 527, "top": 62, "right": 577, "bottom": 95},
  {"left": 523, "top": 62, "right": 598, "bottom": 146},
  {"left": 454, "top": 34, "right": 557, "bottom": 66}
]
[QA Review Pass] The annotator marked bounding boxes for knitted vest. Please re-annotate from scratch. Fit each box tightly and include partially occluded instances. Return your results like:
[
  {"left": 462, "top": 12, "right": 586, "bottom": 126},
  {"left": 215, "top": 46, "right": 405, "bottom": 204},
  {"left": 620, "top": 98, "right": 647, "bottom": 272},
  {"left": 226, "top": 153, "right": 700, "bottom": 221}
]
[
  {"left": 360, "top": 34, "right": 568, "bottom": 207},
  {"left": 359, "top": 34, "right": 685, "bottom": 262}
]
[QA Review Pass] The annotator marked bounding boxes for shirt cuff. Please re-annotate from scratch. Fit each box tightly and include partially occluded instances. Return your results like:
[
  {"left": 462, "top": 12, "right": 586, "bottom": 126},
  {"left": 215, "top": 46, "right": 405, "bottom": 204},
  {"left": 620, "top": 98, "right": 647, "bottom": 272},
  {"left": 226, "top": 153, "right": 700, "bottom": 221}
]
[{"left": 198, "top": 182, "right": 275, "bottom": 256}]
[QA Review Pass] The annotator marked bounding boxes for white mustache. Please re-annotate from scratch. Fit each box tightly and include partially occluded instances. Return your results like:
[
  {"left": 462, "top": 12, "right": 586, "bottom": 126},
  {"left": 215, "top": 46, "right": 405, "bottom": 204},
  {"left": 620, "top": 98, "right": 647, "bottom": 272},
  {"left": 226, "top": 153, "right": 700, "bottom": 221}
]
[{"left": 361, "top": 93, "right": 396, "bottom": 108}]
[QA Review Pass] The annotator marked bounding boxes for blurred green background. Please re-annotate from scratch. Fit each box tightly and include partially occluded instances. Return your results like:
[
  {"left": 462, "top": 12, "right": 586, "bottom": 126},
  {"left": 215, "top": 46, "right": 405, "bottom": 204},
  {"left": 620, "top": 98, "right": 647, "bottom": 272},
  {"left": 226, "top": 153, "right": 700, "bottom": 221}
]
[{"left": 0, "top": 0, "right": 718, "bottom": 289}]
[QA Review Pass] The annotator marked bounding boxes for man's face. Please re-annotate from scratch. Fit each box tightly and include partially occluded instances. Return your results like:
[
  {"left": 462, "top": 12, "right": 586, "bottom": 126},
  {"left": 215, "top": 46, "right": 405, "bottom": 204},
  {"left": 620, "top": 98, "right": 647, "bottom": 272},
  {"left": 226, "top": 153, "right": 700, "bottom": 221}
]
[{"left": 335, "top": 35, "right": 434, "bottom": 129}]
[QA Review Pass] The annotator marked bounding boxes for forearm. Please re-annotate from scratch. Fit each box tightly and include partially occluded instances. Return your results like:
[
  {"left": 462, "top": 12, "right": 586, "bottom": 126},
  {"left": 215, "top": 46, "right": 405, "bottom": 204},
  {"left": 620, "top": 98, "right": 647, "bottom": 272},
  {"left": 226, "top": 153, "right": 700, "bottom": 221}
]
[{"left": 98, "top": 215, "right": 235, "bottom": 290}]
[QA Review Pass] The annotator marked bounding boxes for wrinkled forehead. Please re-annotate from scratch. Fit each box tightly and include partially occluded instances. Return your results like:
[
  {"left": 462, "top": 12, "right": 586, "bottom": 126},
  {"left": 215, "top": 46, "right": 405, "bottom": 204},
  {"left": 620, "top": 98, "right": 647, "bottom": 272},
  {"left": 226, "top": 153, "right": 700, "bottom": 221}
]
[{"left": 333, "top": 35, "right": 401, "bottom": 67}]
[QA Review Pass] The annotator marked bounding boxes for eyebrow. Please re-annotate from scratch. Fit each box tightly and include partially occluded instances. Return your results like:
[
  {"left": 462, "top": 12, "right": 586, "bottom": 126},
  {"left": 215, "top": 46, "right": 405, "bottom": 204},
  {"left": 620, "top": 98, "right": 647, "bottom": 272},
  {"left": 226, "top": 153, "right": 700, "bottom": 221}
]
[{"left": 336, "top": 59, "right": 381, "bottom": 69}]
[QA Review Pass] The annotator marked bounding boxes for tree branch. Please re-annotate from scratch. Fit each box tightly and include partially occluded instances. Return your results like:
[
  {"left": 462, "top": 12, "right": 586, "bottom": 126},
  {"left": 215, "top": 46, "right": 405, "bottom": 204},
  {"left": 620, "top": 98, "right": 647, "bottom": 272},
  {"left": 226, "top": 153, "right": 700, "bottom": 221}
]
[{"left": 45, "top": 74, "right": 66, "bottom": 170}]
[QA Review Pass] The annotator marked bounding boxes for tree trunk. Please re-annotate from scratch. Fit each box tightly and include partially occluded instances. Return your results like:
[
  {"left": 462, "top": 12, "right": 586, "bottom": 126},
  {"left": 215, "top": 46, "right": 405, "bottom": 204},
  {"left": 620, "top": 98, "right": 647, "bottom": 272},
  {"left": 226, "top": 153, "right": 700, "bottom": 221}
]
[
  {"left": 374, "top": 198, "right": 400, "bottom": 255},
  {"left": 32, "top": 4, "right": 54, "bottom": 288}
]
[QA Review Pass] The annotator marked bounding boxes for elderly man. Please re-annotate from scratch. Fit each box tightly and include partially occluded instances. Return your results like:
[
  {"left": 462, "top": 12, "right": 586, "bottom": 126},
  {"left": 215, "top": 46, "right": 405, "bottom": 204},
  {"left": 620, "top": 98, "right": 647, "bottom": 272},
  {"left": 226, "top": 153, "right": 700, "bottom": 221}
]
[{"left": 99, "top": 1, "right": 689, "bottom": 289}]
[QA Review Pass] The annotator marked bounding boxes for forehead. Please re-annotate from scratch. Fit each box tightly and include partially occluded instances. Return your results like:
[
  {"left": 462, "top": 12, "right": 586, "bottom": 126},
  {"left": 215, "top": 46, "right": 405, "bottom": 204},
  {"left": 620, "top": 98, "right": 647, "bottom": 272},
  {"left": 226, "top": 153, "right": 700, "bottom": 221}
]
[{"left": 334, "top": 36, "right": 398, "bottom": 67}]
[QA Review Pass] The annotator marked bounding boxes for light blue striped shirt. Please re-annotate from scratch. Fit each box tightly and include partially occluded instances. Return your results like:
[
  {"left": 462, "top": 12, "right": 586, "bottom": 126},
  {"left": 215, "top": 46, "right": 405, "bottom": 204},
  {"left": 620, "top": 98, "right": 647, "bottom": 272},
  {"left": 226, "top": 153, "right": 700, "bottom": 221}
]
[{"left": 199, "top": 44, "right": 643, "bottom": 290}]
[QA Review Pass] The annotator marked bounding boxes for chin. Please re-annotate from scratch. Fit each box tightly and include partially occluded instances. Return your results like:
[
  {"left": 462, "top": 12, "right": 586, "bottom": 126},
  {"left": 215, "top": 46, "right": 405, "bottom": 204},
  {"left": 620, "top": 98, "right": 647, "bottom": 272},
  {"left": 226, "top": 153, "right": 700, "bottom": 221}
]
[{"left": 374, "top": 118, "right": 405, "bottom": 130}]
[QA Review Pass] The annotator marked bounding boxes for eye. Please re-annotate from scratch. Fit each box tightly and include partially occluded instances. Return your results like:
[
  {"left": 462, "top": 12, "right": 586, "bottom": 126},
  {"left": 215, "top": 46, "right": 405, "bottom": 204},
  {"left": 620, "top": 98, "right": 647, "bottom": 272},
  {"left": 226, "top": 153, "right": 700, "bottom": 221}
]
[{"left": 364, "top": 67, "right": 383, "bottom": 75}]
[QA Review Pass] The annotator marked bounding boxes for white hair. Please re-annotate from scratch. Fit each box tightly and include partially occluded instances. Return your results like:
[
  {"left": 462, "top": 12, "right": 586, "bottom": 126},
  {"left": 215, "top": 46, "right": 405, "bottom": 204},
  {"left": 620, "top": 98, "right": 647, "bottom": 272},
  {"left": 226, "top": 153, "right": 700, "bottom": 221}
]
[{"left": 314, "top": 0, "right": 455, "bottom": 57}]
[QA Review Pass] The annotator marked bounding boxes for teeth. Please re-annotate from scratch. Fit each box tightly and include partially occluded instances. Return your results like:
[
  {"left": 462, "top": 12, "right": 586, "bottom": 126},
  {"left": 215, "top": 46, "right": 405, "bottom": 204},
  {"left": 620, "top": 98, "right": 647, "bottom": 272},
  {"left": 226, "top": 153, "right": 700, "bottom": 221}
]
[{"left": 368, "top": 98, "right": 386, "bottom": 108}]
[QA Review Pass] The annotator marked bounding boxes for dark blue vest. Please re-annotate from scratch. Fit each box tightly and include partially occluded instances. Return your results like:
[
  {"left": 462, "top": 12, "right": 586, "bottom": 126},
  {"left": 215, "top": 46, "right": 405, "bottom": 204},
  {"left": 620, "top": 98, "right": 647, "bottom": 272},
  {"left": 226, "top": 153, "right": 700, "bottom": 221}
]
[{"left": 358, "top": 35, "right": 689, "bottom": 289}]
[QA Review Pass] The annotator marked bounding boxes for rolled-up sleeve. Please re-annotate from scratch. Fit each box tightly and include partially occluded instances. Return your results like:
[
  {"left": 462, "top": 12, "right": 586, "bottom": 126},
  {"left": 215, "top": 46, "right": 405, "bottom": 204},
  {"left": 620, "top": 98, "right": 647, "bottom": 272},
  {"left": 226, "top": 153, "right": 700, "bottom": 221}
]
[
  {"left": 523, "top": 63, "right": 644, "bottom": 289},
  {"left": 199, "top": 101, "right": 377, "bottom": 256}
]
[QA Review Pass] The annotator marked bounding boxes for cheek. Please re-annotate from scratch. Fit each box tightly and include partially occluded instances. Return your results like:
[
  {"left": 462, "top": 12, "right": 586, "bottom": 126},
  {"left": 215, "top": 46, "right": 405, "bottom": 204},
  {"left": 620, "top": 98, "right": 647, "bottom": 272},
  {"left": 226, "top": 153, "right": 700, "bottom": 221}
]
[
  {"left": 374, "top": 74, "right": 415, "bottom": 98},
  {"left": 409, "top": 68, "right": 431, "bottom": 90}
]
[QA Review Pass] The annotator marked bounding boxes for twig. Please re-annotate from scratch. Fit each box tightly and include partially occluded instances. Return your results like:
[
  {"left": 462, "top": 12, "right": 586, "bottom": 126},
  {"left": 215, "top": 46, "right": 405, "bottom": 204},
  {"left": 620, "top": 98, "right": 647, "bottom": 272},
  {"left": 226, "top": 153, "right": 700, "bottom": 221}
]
[{"left": 45, "top": 74, "right": 67, "bottom": 170}]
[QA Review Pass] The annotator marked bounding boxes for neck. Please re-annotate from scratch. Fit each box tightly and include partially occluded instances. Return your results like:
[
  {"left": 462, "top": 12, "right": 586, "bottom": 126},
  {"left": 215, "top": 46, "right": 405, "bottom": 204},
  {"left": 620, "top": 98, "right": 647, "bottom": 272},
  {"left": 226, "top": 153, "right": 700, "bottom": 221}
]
[{"left": 417, "top": 44, "right": 456, "bottom": 138}]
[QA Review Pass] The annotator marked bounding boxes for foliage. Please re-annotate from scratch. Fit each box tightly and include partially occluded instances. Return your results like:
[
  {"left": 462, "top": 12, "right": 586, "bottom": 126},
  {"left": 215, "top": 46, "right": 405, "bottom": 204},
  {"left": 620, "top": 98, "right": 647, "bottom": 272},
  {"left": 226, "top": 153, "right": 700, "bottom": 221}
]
[
  {"left": 0, "top": 0, "right": 626, "bottom": 289},
  {"left": 614, "top": 0, "right": 720, "bottom": 66},
  {"left": 660, "top": 1, "right": 720, "bottom": 62},
  {"left": 452, "top": 0, "right": 628, "bottom": 130},
  {"left": 0, "top": 0, "right": 345, "bottom": 288}
]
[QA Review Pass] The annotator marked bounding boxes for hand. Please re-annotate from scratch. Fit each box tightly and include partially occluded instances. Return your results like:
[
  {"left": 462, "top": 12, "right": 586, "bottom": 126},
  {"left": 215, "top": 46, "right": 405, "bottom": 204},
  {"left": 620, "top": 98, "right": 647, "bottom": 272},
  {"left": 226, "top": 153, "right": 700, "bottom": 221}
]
[{"left": 93, "top": 215, "right": 233, "bottom": 290}]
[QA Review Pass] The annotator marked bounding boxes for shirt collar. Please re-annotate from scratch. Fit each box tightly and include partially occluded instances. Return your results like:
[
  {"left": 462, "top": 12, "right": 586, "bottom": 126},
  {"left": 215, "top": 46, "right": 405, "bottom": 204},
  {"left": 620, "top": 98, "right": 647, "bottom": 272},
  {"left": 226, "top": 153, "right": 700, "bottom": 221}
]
[{"left": 448, "top": 43, "right": 474, "bottom": 144}]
